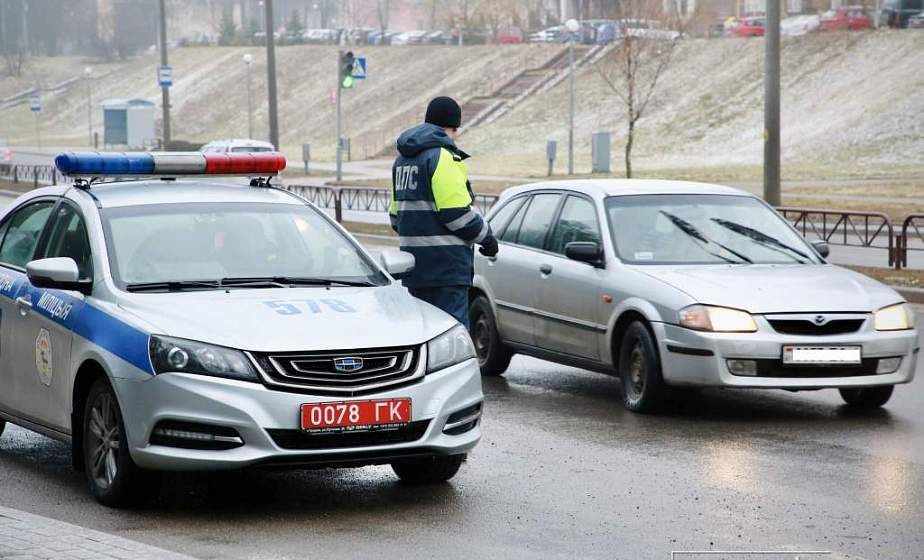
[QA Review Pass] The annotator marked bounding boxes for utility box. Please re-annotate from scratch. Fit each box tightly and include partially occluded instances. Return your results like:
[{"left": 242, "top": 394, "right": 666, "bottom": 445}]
[
  {"left": 546, "top": 140, "right": 557, "bottom": 176},
  {"left": 102, "top": 99, "right": 156, "bottom": 149},
  {"left": 591, "top": 132, "right": 611, "bottom": 173}
]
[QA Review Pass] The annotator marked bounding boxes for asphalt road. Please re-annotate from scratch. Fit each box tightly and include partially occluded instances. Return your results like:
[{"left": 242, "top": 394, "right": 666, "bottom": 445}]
[{"left": 0, "top": 310, "right": 921, "bottom": 560}]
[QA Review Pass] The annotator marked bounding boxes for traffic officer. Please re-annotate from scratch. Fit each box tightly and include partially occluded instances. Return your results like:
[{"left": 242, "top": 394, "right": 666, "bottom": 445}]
[{"left": 389, "top": 96, "right": 498, "bottom": 328}]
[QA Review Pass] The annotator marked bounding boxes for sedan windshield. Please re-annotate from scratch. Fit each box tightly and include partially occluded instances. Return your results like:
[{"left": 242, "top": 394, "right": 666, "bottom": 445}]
[
  {"left": 605, "top": 194, "right": 819, "bottom": 265},
  {"left": 101, "top": 202, "right": 387, "bottom": 290}
]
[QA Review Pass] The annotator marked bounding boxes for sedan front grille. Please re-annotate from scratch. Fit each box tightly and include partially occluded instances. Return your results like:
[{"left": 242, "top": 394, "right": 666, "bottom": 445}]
[
  {"left": 765, "top": 313, "right": 867, "bottom": 336},
  {"left": 249, "top": 346, "right": 423, "bottom": 396}
]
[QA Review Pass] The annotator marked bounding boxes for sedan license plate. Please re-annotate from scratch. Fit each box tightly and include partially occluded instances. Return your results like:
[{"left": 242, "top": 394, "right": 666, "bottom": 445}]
[
  {"left": 782, "top": 345, "right": 862, "bottom": 365},
  {"left": 300, "top": 398, "right": 411, "bottom": 433}
]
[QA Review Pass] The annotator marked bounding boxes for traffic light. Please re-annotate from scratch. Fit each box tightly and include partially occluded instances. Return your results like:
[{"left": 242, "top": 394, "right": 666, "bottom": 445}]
[{"left": 339, "top": 51, "right": 355, "bottom": 89}]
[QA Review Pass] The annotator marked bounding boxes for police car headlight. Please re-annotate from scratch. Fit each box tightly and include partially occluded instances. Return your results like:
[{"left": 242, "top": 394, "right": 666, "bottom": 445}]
[
  {"left": 149, "top": 336, "right": 258, "bottom": 381},
  {"left": 427, "top": 325, "right": 476, "bottom": 373}
]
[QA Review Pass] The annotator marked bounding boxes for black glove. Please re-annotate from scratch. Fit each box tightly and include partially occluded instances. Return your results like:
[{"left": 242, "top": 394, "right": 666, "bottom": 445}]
[{"left": 478, "top": 237, "right": 499, "bottom": 257}]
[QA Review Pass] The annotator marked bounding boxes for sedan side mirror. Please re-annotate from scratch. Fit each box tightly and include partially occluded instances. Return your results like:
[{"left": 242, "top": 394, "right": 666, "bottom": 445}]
[
  {"left": 27, "top": 257, "right": 91, "bottom": 295},
  {"left": 379, "top": 250, "right": 415, "bottom": 280},
  {"left": 810, "top": 240, "right": 830, "bottom": 259},
  {"left": 564, "top": 242, "right": 603, "bottom": 267}
]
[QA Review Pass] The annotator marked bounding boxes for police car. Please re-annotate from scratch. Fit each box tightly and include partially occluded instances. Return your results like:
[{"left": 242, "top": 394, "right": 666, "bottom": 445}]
[{"left": 0, "top": 152, "right": 483, "bottom": 507}]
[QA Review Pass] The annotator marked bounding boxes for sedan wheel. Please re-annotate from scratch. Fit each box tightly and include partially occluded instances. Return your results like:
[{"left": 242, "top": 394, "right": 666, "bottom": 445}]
[
  {"left": 618, "top": 321, "right": 667, "bottom": 413},
  {"left": 0, "top": 420, "right": 5, "bottom": 438},
  {"left": 83, "top": 378, "right": 150, "bottom": 507},
  {"left": 839, "top": 386, "right": 894, "bottom": 409},
  {"left": 469, "top": 296, "right": 512, "bottom": 377}
]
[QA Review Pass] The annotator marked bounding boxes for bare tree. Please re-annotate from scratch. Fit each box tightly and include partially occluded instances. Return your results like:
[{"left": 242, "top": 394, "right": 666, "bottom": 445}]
[
  {"left": 594, "top": 0, "right": 687, "bottom": 177},
  {"left": 376, "top": 0, "right": 391, "bottom": 38}
]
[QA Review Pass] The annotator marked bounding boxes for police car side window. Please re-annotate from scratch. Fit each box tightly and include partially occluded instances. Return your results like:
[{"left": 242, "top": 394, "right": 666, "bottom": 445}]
[
  {"left": 43, "top": 203, "right": 93, "bottom": 281},
  {"left": 0, "top": 201, "right": 55, "bottom": 270}
]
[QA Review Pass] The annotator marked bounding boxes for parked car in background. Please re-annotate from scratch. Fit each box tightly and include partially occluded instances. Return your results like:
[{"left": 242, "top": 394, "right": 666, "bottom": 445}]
[
  {"left": 622, "top": 19, "right": 680, "bottom": 40},
  {"left": 595, "top": 21, "right": 625, "bottom": 43},
  {"left": 529, "top": 26, "right": 563, "bottom": 42},
  {"left": 392, "top": 30, "right": 428, "bottom": 45},
  {"left": 820, "top": 7, "right": 872, "bottom": 30},
  {"left": 495, "top": 28, "right": 523, "bottom": 43},
  {"left": 732, "top": 16, "right": 766, "bottom": 37},
  {"left": 881, "top": 0, "right": 924, "bottom": 26},
  {"left": 781, "top": 14, "right": 822, "bottom": 35},
  {"left": 200, "top": 139, "right": 275, "bottom": 153},
  {"left": 425, "top": 30, "right": 447, "bottom": 43},
  {"left": 909, "top": 10, "right": 924, "bottom": 26},
  {"left": 303, "top": 28, "right": 338, "bottom": 43}
]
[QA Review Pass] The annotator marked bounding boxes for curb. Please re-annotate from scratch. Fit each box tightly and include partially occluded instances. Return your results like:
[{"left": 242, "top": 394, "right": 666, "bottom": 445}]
[{"left": 894, "top": 286, "right": 924, "bottom": 304}]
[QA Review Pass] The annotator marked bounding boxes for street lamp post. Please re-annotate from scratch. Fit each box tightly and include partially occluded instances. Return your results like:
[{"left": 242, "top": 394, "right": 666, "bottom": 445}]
[
  {"left": 565, "top": 18, "right": 579, "bottom": 176},
  {"left": 243, "top": 53, "right": 254, "bottom": 139},
  {"left": 264, "top": 0, "right": 280, "bottom": 149},
  {"left": 84, "top": 67, "right": 93, "bottom": 146}
]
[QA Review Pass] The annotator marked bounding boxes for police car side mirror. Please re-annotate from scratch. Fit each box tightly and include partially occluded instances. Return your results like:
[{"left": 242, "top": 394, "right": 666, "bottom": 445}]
[
  {"left": 27, "top": 258, "right": 90, "bottom": 295},
  {"left": 379, "top": 250, "right": 415, "bottom": 280}
]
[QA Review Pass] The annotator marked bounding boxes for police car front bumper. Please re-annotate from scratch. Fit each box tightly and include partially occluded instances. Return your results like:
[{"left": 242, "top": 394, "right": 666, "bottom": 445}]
[{"left": 112, "top": 358, "right": 483, "bottom": 471}]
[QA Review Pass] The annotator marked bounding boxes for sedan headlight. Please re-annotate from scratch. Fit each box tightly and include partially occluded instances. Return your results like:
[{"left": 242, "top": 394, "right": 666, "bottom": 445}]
[
  {"left": 427, "top": 324, "right": 476, "bottom": 373},
  {"left": 874, "top": 303, "right": 916, "bottom": 331},
  {"left": 149, "top": 335, "right": 259, "bottom": 381},
  {"left": 679, "top": 304, "right": 758, "bottom": 333}
]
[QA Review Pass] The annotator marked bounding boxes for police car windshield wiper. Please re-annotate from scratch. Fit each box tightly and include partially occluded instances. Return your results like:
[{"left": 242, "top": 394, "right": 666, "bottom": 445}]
[
  {"left": 221, "top": 276, "right": 375, "bottom": 288},
  {"left": 125, "top": 280, "right": 222, "bottom": 292},
  {"left": 659, "top": 211, "right": 752, "bottom": 264},
  {"left": 710, "top": 218, "right": 809, "bottom": 263}
]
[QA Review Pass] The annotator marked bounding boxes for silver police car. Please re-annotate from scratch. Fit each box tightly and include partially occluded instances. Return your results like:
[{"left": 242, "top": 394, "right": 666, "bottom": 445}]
[
  {"left": 0, "top": 152, "right": 483, "bottom": 507},
  {"left": 472, "top": 180, "right": 918, "bottom": 412}
]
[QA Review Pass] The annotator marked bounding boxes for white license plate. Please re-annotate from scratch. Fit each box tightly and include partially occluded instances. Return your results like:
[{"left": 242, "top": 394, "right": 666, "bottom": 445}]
[{"left": 782, "top": 346, "right": 862, "bottom": 365}]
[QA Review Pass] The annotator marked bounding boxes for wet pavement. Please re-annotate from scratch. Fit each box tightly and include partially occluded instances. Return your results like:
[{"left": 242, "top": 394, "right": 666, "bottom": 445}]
[{"left": 0, "top": 311, "right": 921, "bottom": 560}]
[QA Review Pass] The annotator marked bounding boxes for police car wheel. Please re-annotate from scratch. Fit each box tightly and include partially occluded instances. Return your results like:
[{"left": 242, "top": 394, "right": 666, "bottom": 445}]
[
  {"left": 0, "top": 420, "right": 5, "bottom": 438},
  {"left": 469, "top": 296, "right": 512, "bottom": 377},
  {"left": 618, "top": 321, "right": 667, "bottom": 413},
  {"left": 839, "top": 386, "right": 894, "bottom": 408},
  {"left": 83, "top": 378, "right": 149, "bottom": 507},
  {"left": 391, "top": 454, "right": 465, "bottom": 484}
]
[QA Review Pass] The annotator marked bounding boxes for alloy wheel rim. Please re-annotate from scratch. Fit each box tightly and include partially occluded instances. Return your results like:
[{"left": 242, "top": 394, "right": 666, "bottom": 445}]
[
  {"left": 473, "top": 315, "right": 491, "bottom": 362},
  {"left": 87, "top": 392, "right": 119, "bottom": 490},
  {"left": 627, "top": 342, "right": 646, "bottom": 400}
]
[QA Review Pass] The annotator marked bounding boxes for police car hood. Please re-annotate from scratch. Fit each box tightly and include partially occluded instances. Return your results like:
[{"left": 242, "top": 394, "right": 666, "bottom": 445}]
[
  {"left": 117, "top": 284, "right": 458, "bottom": 352},
  {"left": 396, "top": 123, "right": 469, "bottom": 159}
]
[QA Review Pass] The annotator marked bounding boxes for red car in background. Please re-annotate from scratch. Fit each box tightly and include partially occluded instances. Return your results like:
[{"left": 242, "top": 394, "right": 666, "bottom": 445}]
[
  {"left": 733, "top": 17, "right": 766, "bottom": 37},
  {"left": 821, "top": 6, "right": 872, "bottom": 30}
]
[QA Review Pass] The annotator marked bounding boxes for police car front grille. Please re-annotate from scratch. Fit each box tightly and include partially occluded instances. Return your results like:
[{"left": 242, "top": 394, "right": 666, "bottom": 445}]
[{"left": 249, "top": 346, "right": 422, "bottom": 395}]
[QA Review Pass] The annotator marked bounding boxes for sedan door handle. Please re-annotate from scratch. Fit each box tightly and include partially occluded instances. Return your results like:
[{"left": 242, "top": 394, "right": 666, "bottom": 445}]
[{"left": 539, "top": 264, "right": 553, "bottom": 275}]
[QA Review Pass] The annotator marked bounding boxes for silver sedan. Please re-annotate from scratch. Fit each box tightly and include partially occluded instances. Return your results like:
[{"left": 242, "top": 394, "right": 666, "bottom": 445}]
[{"left": 471, "top": 180, "right": 918, "bottom": 412}]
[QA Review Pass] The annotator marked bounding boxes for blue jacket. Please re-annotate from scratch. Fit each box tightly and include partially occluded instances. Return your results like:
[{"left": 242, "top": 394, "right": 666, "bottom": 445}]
[{"left": 389, "top": 124, "right": 495, "bottom": 288}]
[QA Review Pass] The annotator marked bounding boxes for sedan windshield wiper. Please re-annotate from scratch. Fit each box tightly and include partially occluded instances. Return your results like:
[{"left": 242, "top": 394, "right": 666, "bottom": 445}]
[
  {"left": 659, "top": 211, "right": 752, "bottom": 264},
  {"left": 710, "top": 218, "right": 810, "bottom": 263},
  {"left": 125, "top": 280, "right": 222, "bottom": 293},
  {"left": 221, "top": 276, "right": 376, "bottom": 288}
]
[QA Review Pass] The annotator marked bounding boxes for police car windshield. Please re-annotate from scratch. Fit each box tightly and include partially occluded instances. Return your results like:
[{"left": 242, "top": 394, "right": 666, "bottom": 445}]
[
  {"left": 101, "top": 202, "right": 387, "bottom": 290},
  {"left": 605, "top": 194, "right": 819, "bottom": 265}
]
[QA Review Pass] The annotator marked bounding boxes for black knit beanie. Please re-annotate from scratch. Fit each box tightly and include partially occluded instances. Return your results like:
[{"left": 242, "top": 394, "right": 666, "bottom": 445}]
[{"left": 425, "top": 96, "right": 462, "bottom": 129}]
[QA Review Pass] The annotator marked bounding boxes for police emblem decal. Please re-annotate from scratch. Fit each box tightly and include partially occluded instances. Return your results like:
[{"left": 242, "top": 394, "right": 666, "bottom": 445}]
[
  {"left": 35, "top": 328, "right": 53, "bottom": 386},
  {"left": 334, "top": 357, "right": 364, "bottom": 373}
]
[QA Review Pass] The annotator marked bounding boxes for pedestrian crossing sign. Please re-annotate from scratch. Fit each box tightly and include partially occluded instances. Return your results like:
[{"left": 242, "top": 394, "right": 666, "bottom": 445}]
[{"left": 352, "top": 57, "right": 367, "bottom": 80}]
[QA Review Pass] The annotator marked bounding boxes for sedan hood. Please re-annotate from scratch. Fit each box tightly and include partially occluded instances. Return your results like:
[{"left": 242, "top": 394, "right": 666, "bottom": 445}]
[
  {"left": 116, "top": 284, "right": 456, "bottom": 352},
  {"left": 636, "top": 264, "right": 903, "bottom": 314}
]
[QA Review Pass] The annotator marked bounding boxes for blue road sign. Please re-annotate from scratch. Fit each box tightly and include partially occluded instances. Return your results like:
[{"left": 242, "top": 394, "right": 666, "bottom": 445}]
[
  {"left": 352, "top": 57, "right": 366, "bottom": 80},
  {"left": 158, "top": 65, "right": 173, "bottom": 87},
  {"left": 29, "top": 94, "right": 40, "bottom": 113}
]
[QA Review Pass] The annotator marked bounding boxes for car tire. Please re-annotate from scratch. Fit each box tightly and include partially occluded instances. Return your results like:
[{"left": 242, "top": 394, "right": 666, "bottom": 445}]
[
  {"left": 391, "top": 454, "right": 465, "bottom": 483},
  {"left": 839, "top": 386, "right": 894, "bottom": 408},
  {"left": 83, "top": 378, "right": 152, "bottom": 507},
  {"left": 618, "top": 321, "right": 667, "bottom": 413},
  {"left": 0, "top": 420, "right": 5, "bottom": 438},
  {"left": 469, "top": 296, "right": 512, "bottom": 377}
]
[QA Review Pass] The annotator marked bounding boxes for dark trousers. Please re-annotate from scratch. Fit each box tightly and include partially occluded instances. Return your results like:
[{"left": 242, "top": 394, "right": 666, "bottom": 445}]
[{"left": 408, "top": 286, "right": 470, "bottom": 329}]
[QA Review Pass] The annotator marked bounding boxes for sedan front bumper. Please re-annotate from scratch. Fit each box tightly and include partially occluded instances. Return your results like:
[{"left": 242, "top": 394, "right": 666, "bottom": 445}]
[
  {"left": 653, "top": 318, "right": 918, "bottom": 389},
  {"left": 112, "top": 358, "right": 483, "bottom": 471}
]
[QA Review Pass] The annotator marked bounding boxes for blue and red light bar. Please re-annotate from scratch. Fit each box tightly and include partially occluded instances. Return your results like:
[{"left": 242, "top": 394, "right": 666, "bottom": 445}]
[{"left": 54, "top": 151, "right": 287, "bottom": 177}]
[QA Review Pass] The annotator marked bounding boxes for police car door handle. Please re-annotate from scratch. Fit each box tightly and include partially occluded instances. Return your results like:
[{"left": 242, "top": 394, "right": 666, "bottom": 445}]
[
  {"left": 16, "top": 296, "right": 32, "bottom": 315},
  {"left": 539, "top": 264, "right": 553, "bottom": 275}
]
